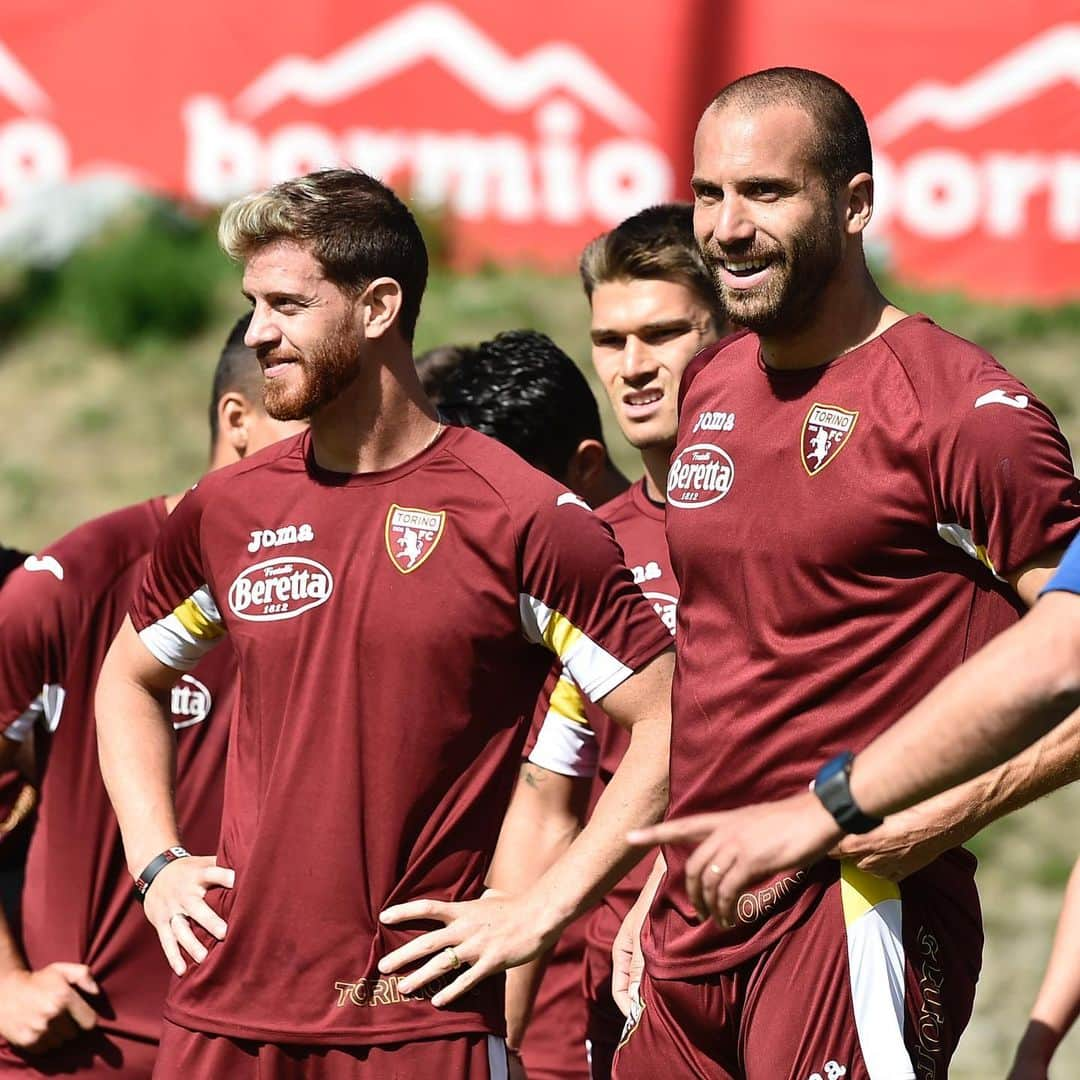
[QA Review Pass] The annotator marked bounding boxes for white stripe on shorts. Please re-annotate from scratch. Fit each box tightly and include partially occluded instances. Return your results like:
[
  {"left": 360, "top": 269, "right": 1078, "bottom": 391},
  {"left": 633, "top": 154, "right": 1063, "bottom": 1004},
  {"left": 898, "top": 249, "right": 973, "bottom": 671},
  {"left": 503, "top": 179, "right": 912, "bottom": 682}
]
[
  {"left": 487, "top": 1035, "right": 509, "bottom": 1080},
  {"left": 841, "top": 862, "right": 916, "bottom": 1080}
]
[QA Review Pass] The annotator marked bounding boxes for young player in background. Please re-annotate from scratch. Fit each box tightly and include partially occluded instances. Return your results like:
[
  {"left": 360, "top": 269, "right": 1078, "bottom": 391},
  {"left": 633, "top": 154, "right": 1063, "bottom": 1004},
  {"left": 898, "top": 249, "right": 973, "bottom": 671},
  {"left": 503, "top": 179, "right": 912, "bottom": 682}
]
[
  {"left": 0, "top": 316, "right": 302, "bottom": 1077},
  {"left": 490, "top": 203, "right": 727, "bottom": 1080}
]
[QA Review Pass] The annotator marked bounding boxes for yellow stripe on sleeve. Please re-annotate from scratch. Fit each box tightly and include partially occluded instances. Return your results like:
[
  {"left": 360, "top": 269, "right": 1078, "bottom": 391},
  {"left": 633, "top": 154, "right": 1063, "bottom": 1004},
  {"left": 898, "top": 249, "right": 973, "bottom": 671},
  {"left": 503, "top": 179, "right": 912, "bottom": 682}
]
[
  {"left": 173, "top": 596, "right": 225, "bottom": 642},
  {"left": 542, "top": 610, "right": 584, "bottom": 660},
  {"left": 548, "top": 674, "right": 589, "bottom": 728},
  {"left": 840, "top": 861, "right": 901, "bottom": 926}
]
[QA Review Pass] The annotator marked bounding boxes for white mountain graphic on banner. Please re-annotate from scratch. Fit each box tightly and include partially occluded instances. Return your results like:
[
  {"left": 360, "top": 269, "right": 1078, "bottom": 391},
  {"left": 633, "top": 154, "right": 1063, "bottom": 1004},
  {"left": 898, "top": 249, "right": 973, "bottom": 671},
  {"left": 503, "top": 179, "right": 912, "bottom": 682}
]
[
  {"left": 873, "top": 23, "right": 1080, "bottom": 143},
  {"left": 234, "top": 2, "right": 651, "bottom": 134}
]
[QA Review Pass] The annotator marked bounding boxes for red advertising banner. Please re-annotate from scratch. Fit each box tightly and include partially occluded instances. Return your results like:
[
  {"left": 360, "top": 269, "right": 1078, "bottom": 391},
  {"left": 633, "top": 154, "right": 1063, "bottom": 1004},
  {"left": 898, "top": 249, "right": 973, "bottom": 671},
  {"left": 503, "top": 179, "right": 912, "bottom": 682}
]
[{"left": 0, "top": 1, "right": 1077, "bottom": 301}]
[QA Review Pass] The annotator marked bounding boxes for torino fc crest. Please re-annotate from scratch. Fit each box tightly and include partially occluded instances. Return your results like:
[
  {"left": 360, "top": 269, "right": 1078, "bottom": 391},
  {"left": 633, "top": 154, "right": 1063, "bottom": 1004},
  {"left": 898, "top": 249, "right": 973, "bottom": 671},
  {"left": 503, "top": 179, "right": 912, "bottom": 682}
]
[
  {"left": 801, "top": 403, "right": 859, "bottom": 477},
  {"left": 385, "top": 504, "right": 446, "bottom": 574}
]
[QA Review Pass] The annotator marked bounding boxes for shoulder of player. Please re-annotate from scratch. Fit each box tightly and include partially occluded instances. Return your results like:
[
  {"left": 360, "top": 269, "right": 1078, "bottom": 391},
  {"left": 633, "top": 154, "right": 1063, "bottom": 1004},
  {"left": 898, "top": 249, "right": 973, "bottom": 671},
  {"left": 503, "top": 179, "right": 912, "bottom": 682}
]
[
  {"left": 13, "top": 498, "right": 163, "bottom": 597},
  {"left": 443, "top": 426, "right": 600, "bottom": 532},
  {"left": 879, "top": 314, "right": 1036, "bottom": 417},
  {"left": 678, "top": 330, "right": 755, "bottom": 409},
  {"left": 442, "top": 426, "right": 564, "bottom": 506},
  {"left": 177, "top": 433, "right": 307, "bottom": 517}
]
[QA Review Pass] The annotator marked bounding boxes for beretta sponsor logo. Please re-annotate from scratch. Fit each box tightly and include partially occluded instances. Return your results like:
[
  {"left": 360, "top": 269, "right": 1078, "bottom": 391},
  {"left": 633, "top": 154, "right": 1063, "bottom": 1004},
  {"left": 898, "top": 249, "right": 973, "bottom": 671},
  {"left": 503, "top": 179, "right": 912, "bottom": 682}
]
[
  {"left": 228, "top": 556, "right": 333, "bottom": 621},
  {"left": 171, "top": 674, "right": 212, "bottom": 729},
  {"left": 667, "top": 443, "right": 734, "bottom": 508}
]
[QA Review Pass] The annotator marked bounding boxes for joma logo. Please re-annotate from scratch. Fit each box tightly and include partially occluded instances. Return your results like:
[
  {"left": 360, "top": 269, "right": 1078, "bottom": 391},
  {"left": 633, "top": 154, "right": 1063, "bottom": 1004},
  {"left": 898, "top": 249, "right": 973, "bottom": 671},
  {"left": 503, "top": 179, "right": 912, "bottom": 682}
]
[{"left": 247, "top": 523, "right": 315, "bottom": 553}]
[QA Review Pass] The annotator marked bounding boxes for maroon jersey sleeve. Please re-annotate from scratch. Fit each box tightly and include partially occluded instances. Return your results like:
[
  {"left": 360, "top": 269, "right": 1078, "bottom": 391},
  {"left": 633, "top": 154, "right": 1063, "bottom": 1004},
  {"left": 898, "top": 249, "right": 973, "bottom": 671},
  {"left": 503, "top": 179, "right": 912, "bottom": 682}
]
[
  {"left": 132, "top": 483, "right": 227, "bottom": 671},
  {"left": 925, "top": 367, "right": 1080, "bottom": 578},
  {"left": 515, "top": 493, "right": 670, "bottom": 702},
  {"left": 0, "top": 551, "right": 87, "bottom": 739}
]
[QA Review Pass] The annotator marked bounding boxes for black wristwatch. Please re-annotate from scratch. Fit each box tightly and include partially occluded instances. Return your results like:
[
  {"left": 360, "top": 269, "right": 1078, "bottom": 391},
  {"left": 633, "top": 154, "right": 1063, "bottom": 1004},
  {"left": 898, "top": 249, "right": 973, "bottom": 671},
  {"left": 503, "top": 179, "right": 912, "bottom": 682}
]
[{"left": 812, "top": 752, "right": 883, "bottom": 835}]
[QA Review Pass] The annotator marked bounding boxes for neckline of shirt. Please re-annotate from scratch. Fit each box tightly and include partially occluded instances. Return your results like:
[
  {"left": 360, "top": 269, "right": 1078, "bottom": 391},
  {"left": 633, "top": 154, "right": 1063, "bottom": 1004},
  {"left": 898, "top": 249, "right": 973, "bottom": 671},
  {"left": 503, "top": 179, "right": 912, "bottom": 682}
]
[
  {"left": 629, "top": 477, "right": 666, "bottom": 521},
  {"left": 301, "top": 423, "right": 461, "bottom": 488},
  {"left": 754, "top": 312, "right": 928, "bottom": 380}
]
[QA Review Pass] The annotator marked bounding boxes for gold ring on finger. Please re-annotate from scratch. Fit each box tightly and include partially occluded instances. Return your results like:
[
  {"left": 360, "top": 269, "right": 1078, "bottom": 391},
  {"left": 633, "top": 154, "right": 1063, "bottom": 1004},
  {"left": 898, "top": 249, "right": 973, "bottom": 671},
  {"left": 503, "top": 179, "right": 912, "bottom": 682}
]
[{"left": 443, "top": 946, "right": 461, "bottom": 970}]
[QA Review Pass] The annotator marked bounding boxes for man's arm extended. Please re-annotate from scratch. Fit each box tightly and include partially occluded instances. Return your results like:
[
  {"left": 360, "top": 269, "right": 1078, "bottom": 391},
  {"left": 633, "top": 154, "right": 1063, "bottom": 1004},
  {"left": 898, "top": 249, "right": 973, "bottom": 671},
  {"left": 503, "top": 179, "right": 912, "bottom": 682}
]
[
  {"left": 379, "top": 649, "right": 673, "bottom": 1006},
  {"left": 96, "top": 618, "right": 233, "bottom": 976},
  {"left": 835, "top": 559, "right": 1080, "bottom": 880},
  {"left": 632, "top": 591, "right": 1080, "bottom": 925}
]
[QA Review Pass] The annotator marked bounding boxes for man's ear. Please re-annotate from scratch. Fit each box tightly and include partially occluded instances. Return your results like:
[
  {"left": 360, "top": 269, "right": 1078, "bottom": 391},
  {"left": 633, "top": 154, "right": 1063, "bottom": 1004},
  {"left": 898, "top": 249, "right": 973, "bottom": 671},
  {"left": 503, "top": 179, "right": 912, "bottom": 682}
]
[
  {"left": 563, "top": 439, "right": 609, "bottom": 496},
  {"left": 217, "top": 391, "right": 251, "bottom": 457},
  {"left": 359, "top": 277, "right": 405, "bottom": 341},
  {"left": 845, "top": 172, "right": 874, "bottom": 236}
]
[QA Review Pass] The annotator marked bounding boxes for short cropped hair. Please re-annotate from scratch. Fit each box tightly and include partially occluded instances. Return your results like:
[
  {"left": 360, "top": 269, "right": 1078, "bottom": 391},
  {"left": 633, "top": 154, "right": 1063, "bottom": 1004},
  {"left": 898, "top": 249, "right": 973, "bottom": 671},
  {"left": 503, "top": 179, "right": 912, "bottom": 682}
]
[
  {"left": 437, "top": 330, "right": 606, "bottom": 481},
  {"left": 580, "top": 203, "right": 724, "bottom": 325},
  {"left": 415, "top": 344, "right": 478, "bottom": 406},
  {"left": 208, "top": 313, "right": 264, "bottom": 445},
  {"left": 708, "top": 67, "right": 872, "bottom": 194},
  {"left": 218, "top": 169, "right": 428, "bottom": 341}
]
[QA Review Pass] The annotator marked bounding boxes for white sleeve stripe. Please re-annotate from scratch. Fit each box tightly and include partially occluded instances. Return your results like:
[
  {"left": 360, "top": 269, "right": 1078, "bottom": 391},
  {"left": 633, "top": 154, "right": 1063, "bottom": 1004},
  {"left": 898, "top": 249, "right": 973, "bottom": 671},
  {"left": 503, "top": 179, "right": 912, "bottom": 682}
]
[
  {"left": 138, "top": 615, "right": 215, "bottom": 672},
  {"left": 518, "top": 593, "right": 552, "bottom": 645},
  {"left": 191, "top": 584, "right": 222, "bottom": 623},
  {"left": 518, "top": 593, "right": 634, "bottom": 701},
  {"left": 567, "top": 637, "right": 634, "bottom": 701},
  {"left": 528, "top": 712, "right": 599, "bottom": 778}
]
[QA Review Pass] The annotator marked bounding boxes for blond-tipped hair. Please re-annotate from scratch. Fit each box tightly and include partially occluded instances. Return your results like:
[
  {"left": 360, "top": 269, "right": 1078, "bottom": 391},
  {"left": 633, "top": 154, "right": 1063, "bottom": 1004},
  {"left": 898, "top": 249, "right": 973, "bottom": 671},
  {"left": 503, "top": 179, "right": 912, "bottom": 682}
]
[
  {"left": 218, "top": 169, "right": 428, "bottom": 341},
  {"left": 580, "top": 203, "right": 724, "bottom": 328}
]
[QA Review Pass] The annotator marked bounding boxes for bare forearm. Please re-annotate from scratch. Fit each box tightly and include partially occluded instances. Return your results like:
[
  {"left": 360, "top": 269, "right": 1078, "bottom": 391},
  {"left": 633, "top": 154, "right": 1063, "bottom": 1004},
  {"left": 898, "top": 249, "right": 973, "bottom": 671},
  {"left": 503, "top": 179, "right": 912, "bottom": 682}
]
[
  {"left": 95, "top": 642, "right": 181, "bottom": 877},
  {"left": 0, "top": 905, "right": 26, "bottom": 976},
  {"left": 1030, "top": 858, "right": 1080, "bottom": 1039},
  {"left": 899, "top": 706, "right": 1080, "bottom": 847},
  {"left": 529, "top": 716, "right": 668, "bottom": 933},
  {"left": 488, "top": 765, "right": 585, "bottom": 893},
  {"left": 851, "top": 596, "right": 1080, "bottom": 821}
]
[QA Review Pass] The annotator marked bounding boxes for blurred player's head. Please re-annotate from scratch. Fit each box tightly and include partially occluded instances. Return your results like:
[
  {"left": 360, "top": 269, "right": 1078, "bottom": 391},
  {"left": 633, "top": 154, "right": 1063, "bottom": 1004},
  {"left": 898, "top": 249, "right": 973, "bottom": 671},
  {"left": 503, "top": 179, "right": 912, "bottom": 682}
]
[
  {"left": 415, "top": 344, "right": 479, "bottom": 407},
  {"left": 219, "top": 169, "right": 428, "bottom": 421},
  {"left": 581, "top": 203, "right": 725, "bottom": 456},
  {"left": 437, "top": 330, "right": 626, "bottom": 505},
  {"left": 209, "top": 313, "right": 307, "bottom": 469},
  {"left": 693, "top": 67, "right": 874, "bottom": 338}
]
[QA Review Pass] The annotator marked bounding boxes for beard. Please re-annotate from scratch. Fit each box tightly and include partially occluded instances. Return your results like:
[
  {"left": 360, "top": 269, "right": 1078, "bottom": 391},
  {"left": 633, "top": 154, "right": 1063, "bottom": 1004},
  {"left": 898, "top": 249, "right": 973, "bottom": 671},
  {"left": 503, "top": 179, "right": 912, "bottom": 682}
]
[
  {"left": 261, "top": 319, "right": 364, "bottom": 421},
  {"left": 703, "top": 204, "right": 844, "bottom": 338}
]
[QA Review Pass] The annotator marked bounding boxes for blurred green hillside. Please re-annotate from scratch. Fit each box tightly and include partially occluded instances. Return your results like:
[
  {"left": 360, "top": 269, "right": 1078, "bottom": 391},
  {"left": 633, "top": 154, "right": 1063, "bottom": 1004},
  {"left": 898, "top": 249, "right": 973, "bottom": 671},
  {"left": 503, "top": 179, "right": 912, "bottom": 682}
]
[{"left": 1, "top": 205, "right": 1079, "bottom": 1075}]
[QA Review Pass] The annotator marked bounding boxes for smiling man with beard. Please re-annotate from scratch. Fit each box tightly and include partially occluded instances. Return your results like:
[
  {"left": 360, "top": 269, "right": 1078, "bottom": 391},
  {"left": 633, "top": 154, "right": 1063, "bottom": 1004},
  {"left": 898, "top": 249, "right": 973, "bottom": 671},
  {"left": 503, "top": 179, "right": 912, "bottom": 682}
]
[
  {"left": 93, "top": 169, "right": 673, "bottom": 1080},
  {"left": 614, "top": 69, "right": 1080, "bottom": 1080}
]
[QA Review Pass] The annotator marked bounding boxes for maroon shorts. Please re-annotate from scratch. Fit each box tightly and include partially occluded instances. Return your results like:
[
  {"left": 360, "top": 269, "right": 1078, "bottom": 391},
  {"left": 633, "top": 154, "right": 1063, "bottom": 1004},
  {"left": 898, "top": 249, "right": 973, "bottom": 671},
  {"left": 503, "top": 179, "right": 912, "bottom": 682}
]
[
  {"left": 582, "top": 938, "right": 624, "bottom": 1080},
  {"left": 520, "top": 918, "right": 589, "bottom": 1080},
  {"left": 154, "top": 1020, "right": 508, "bottom": 1079},
  {"left": 614, "top": 859, "right": 981, "bottom": 1080},
  {"left": 0, "top": 1029, "right": 157, "bottom": 1078}
]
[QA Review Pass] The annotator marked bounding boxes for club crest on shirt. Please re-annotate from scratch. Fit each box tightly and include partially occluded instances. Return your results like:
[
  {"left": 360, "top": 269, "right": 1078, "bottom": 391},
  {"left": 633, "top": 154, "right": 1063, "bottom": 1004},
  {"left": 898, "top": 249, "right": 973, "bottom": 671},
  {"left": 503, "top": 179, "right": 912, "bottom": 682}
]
[
  {"left": 801, "top": 403, "right": 859, "bottom": 477},
  {"left": 385, "top": 505, "right": 446, "bottom": 574}
]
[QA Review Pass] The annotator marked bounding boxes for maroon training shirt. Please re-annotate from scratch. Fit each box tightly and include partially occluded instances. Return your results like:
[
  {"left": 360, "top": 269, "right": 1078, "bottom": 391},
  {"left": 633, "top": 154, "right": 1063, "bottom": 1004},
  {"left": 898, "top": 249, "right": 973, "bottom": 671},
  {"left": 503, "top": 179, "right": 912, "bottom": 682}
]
[
  {"left": 647, "top": 315, "right": 1080, "bottom": 979},
  {"left": 130, "top": 426, "right": 671, "bottom": 1047},
  {"left": 0, "top": 500, "right": 232, "bottom": 1065}
]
